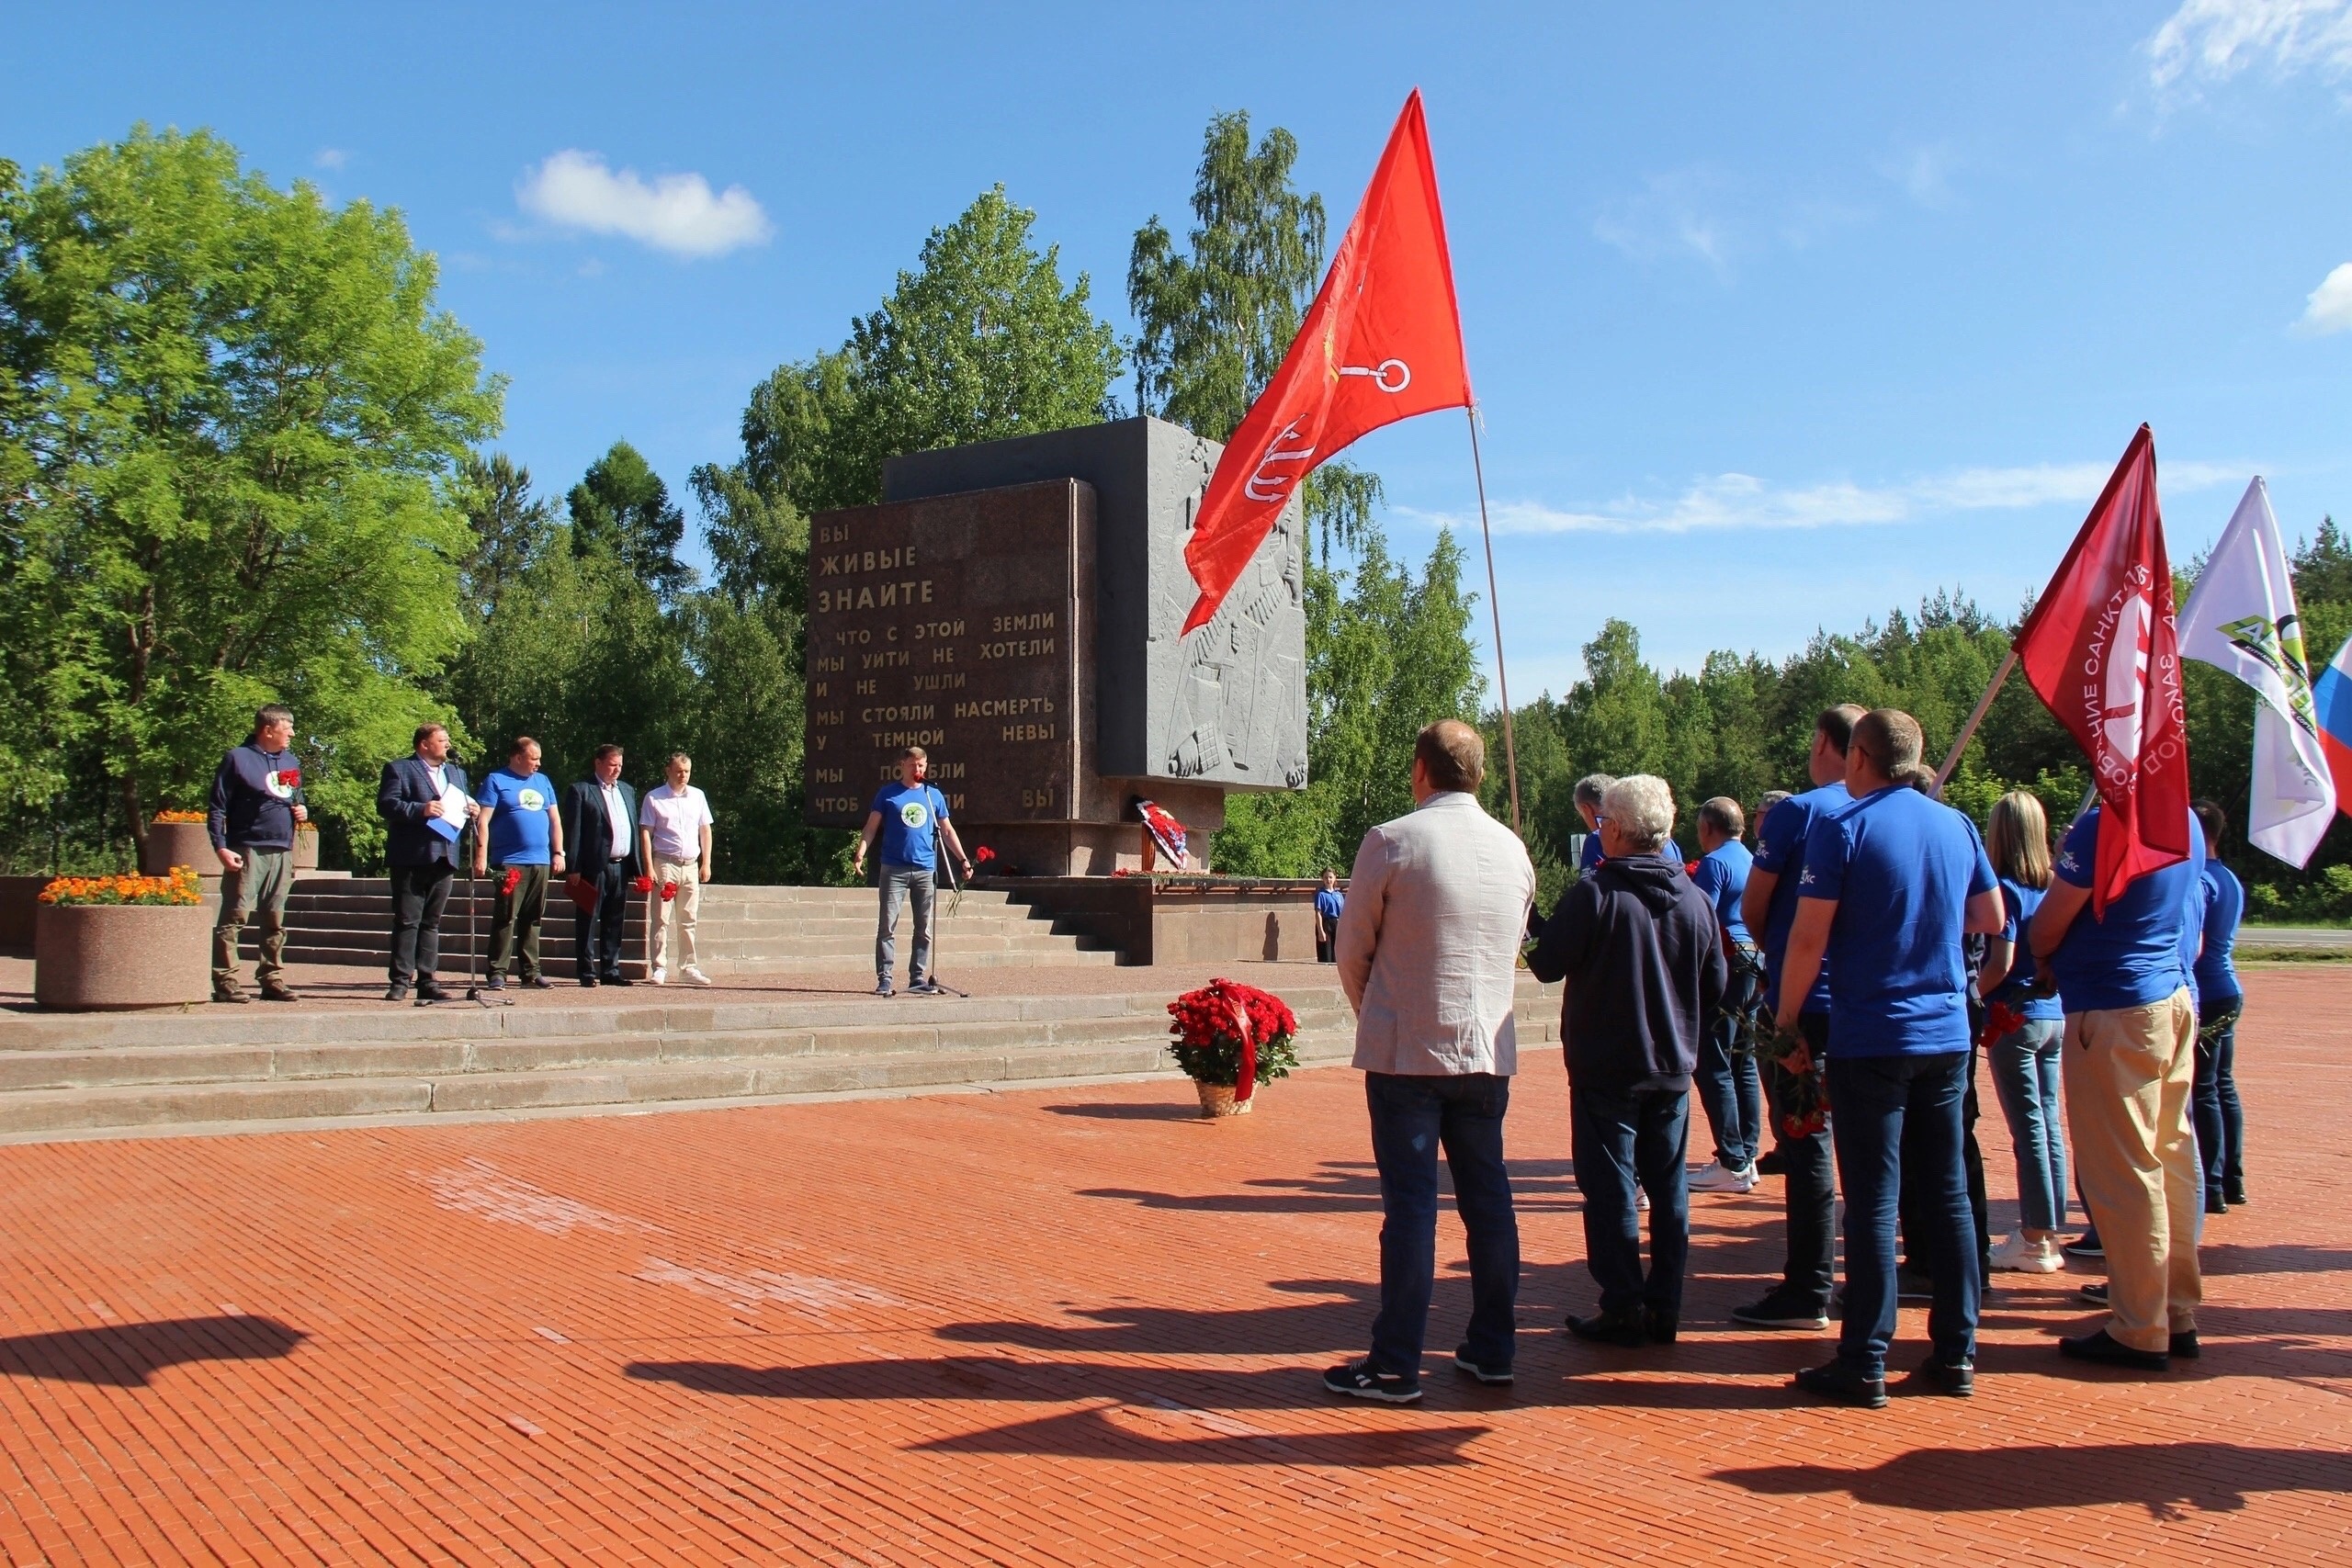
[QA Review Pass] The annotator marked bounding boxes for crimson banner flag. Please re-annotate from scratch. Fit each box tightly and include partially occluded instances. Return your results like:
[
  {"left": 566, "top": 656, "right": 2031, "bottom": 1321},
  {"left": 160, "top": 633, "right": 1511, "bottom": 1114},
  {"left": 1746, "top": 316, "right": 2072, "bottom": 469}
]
[
  {"left": 1181, "top": 89, "right": 1472, "bottom": 633},
  {"left": 2013, "top": 423, "right": 2191, "bottom": 912}
]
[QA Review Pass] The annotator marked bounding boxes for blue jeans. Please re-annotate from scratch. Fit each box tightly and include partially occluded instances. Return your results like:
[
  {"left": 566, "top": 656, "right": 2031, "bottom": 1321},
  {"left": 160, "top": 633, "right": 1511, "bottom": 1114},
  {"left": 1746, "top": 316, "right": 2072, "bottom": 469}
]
[
  {"left": 1695, "top": 958, "right": 1762, "bottom": 1169},
  {"left": 875, "top": 863, "right": 934, "bottom": 982},
  {"left": 1570, "top": 1083, "right": 1691, "bottom": 1317},
  {"left": 2193, "top": 998, "right": 2245, "bottom": 1202},
  {"left": 1364, "top": 1072, "right": 1521, "bottom": 1377},
  {"left": 1768, "top": 1015, "right": 1838, "bottom": 1311},
  {"left": 1826, "top": 1051, "right": 1979, "bottom": 1378},
  {"left": 1987, "top": 1018, "right": 2067, "bottom": 1232}
]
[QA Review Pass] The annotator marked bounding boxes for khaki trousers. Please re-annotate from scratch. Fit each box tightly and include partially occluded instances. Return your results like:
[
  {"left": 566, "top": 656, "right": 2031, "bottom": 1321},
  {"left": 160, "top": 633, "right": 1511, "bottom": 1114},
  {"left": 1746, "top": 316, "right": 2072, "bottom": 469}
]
[
  {"left": 212, "top": 848, "right": 293, "bottom": 993},
  {"left": 2062, "top": 989, "right": 2200, "bottom": 1353},
  {"left": 650, "top": 859, "right": 701, "bottom": 975}
]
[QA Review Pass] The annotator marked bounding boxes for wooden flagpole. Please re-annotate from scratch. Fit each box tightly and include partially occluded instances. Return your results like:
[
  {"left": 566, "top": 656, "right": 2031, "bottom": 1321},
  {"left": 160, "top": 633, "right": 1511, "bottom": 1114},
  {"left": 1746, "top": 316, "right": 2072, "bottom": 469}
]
[
  {"left": 1466, "top": 406, "right": 1522, "bottom": 835},
  {"left": 1930, "top": 649, "right": 2018, "bottom": 797}
]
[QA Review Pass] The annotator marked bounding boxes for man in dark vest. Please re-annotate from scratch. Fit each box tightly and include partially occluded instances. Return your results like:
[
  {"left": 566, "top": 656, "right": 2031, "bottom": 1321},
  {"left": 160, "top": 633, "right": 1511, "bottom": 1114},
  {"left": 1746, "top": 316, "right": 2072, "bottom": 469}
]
[
  {"left": 376, "top": 721, "right": 475, "bottom": 1002},
  {"left": 208, "top": 703, "right": 309, "bottom": 1003},
  {"left": 560, "top": 743, "right": 642, "bottom": 987}
]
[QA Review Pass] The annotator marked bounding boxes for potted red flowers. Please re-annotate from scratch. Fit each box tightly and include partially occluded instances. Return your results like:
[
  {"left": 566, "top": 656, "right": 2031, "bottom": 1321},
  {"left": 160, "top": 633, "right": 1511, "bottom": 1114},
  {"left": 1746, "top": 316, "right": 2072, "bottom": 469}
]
[{"left": 1167, "top": 978, "right": 1301, "bottom": 1117}]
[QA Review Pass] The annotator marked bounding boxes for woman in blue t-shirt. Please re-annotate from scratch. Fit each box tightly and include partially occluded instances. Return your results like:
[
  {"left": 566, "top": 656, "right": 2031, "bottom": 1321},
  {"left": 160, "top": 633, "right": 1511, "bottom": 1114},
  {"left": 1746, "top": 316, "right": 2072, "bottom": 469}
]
[
  {"left": 2190, "top": 800, "right": 2248, "bottom": 1213},
  {"left": 1977, "top": 791, "right": 2068, "bottom": 1273}
]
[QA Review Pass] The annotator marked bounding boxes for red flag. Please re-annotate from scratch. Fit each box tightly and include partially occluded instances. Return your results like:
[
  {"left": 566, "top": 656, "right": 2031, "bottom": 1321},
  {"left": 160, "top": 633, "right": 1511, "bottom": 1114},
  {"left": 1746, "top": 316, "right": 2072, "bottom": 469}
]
[
  {"left": 1181, "top": 89, "right": 1472, "bottom": 633},
  {"left": 2013, "top": 424, "right": 2191, "bottom": 912}
]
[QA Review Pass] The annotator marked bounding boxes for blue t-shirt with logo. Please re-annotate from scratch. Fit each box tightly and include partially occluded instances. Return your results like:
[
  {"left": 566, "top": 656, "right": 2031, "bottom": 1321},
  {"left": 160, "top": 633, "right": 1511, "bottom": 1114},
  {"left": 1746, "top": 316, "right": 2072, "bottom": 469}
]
[
  {"left": 2048, "top": 806, "right": 2205, "bottom": 1013},
  {"left": 1690, "top": 840, "right": 1753, "bottom": 946},
  {"left": 2196, "top": 862, "right": 2245, "bottom": 1005},
  {"left": 1314, "top": 888, "right": 1345, "bottom": 922},
  {"left": 872, "top": 782, "right": 949, "bottom": 869},
  {"left": 478, "top": 768, "right": 556, "bottom": 865},
  {"left": 1800, "top": 785, "right": 1997, "bottom": 1057},
  {"left": 1753, "top": 783, "right": 1849, "bottom": 1015},
  {"left": 1993, "top": 877, "right": 2063, "bottom": 1023}
]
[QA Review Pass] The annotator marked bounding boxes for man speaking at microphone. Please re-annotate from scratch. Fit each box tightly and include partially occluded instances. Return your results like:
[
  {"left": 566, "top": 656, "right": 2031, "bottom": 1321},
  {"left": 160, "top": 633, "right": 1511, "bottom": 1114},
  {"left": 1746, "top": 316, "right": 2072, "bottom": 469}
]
[{"left": 854, "top": 745, "right": 973, "bottom": 998}]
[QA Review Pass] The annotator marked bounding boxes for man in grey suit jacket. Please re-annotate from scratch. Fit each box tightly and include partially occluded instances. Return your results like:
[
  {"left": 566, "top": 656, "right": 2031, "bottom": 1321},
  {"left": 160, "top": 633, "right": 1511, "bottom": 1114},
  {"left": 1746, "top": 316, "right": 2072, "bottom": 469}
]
[
  {"left": 375, "top": 722, "right": 476, "bottom": 1002},
  {"left": 559, "top": 743, "right": 642, "bottom": 987},
  {"left": 1324, "top": 719, "right": 1537, "bottom": 1405}
]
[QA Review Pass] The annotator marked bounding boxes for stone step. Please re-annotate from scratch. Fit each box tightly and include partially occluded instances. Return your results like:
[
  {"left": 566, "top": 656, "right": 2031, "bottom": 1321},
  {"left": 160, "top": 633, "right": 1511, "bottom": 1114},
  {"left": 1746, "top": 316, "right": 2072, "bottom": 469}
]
[{"left": 290, "top": 880, "right": 1023, "bottom": 909}]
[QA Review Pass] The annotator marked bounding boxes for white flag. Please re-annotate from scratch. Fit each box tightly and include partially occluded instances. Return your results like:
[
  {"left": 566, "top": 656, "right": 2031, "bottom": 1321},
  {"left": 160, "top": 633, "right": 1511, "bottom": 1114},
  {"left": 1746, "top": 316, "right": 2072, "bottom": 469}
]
[{"left": 2178, "top": 477, "right": 2335, "bottom": 867}]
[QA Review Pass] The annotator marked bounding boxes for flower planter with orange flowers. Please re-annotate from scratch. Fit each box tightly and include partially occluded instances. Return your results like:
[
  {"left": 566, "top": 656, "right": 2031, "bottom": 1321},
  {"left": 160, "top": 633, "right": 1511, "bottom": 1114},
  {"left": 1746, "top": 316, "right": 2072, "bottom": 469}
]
[
  {"left": 34, "top": 869, "right": 209, "bottom": 1011},
  {"left": 141, "top": 817, "right": 219, "bottom": 882}
]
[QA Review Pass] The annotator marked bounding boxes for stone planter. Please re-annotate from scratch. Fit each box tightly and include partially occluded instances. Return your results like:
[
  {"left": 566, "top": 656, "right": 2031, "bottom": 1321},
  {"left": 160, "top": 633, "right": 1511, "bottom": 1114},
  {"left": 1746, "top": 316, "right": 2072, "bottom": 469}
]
[
  {"left": 34, "top": 902, "right": 212, "bottom": 1010},
  {"left": 1193, "top": 1080, "right": 1256, "bottom": 1118},
  {"left": 141, "top": 822, "right": 218, "bottom": 880},
  {"left": 293, "top": 828, "right": 321, "bottom": 871}
]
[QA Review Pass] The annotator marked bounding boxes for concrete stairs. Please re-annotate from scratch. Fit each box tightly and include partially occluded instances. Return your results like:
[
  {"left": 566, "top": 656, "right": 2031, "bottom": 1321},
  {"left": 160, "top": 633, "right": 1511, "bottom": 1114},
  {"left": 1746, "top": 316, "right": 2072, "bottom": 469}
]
[
  {"left": 243, "top": 880, "right": 1118, "bottom": 979},
  {"left": 0, "top": 976, "right": 1562, "bottom": 1143}
]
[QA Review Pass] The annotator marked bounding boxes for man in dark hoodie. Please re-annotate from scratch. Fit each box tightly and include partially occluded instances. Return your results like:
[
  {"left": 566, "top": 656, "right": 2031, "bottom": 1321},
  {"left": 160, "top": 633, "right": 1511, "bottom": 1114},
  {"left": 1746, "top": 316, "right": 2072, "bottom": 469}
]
[
  {"left": 207, "top": 703, "right": 309, "bottom": 1003},
  {"left": 1530, "top": 773, "right": 1726, "bottom": 1347}
]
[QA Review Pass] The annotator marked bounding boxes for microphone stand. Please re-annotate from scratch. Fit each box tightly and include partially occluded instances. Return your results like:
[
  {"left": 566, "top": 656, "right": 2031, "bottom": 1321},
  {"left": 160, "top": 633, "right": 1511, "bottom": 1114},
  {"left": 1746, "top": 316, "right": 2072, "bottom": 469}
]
[{"left": 924, "top": 818, "right": 970, "bottom": 999}]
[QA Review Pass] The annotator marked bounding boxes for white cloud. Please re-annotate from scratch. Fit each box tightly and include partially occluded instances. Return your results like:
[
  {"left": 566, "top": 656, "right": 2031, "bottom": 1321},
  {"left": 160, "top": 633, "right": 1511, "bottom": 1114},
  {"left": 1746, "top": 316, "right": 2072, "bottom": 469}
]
[
  {"left": 514, "top": 149, "right": 772, "bottom": 259},
  {"left": 1408, "top": 458, "right": 2248, "bottom": 537},
  {"left": 1593, "top": 168, "right": 1737, "bottom": 276},
  {"left": 2148, "top": 0, "right": 2352, "bottom": 91},
  {"left": 1880, "top": 143, "right": 1959, "bottom": 208},
  {"left": 2295, "top": 261, "right": 2352, "bottom": 333},
  {"left": 313, "top": 147, "right": 348, "bottom": 171}
]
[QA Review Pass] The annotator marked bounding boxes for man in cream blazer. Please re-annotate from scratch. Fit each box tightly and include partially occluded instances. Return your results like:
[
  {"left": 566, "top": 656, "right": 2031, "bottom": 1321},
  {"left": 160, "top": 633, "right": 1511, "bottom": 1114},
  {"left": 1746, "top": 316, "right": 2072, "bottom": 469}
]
[{"left": 1324, "top": 719, "right": 1537, "bottom": 1404}]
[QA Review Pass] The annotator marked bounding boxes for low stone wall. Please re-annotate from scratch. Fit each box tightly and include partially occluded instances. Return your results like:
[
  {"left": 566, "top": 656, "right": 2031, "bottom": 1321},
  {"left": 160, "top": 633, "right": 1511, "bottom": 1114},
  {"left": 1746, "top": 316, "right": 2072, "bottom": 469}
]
[
  {"left": 989, "top": 876, "right": 1332, "bottom": 966},
  {"left": 0, "top": 876, "right": 44, "bottom": 955}
]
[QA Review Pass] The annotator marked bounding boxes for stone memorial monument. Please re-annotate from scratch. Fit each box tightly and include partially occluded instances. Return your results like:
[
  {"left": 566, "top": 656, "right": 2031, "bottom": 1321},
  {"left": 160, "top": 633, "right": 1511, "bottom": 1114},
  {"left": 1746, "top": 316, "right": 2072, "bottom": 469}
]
[{"left": 804, "top": 416, "right": 1308, "bottom": 875}]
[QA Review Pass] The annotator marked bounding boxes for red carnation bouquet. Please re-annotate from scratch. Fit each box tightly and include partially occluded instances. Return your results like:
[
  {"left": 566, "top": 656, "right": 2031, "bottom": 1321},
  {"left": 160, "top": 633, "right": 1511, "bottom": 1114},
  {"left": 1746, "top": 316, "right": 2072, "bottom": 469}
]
[
  {"left": 1167, "top": 978, "right": 1300, "bottom": 1104},
  {"left": 1755, "top": 1016, "right": 1828, "bottom": 1138}
]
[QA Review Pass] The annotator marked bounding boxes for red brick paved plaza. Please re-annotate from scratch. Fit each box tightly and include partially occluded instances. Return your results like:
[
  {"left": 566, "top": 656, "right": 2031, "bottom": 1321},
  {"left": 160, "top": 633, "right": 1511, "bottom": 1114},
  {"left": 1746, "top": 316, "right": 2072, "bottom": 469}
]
[{"left": 0, "top": 969, "right": 2346, "bottom": 1565}]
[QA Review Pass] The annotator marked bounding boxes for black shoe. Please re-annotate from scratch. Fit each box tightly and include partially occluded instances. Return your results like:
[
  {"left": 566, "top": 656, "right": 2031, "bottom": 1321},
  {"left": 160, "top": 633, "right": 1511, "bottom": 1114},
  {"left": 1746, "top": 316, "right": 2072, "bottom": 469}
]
[
  {"left": 1754, "top": 1146, "right": 1789, "bottom": 1177},
  {"left": 2062, "top": 1234, "right": 2103, "bottom": 1259},
  {"left": 2079, "top": 1280, "right": 2108, "bottom": 1304},
  {"left": 1322, "top": 1359, "right": 1422, "bottom": 1404},
  {"left": 2205, "top": 1192, "right": 2227, "bottom": 1215},
  {"left": 601, "top": 974, "right": 632, "bottom": 987},
  {"left": 1566, "top": 1309, "right": 1647, "bottom": 1348},
  {"left": 384, "top": 984, "right": 411, "bottom": 1003},
  {"left": 1792, "top": 1360, "right": 1888, "bottom": 1409},
  {"left": 1731, "top": 1293, "right": 1829, "bottom": 1331},
  {"left": 874, "top": 979, "right": 895, "bottom": 998},
  {"left": 258, "top": 985, "right": 301, "bottom": 1002},
  {"left": 485, "top": 976, "right": 507, "bottom": 991},
  {"left": 1895, "top": 1267, "right": 1933, "bottom": 1303},
  {"left": 907, "top": 979, "right": 944, "bottom": 995},
  {"left": 522, "top": 976, "right": 556, "bottom": 990},
  {"left": 2059, "top": 1329, "right": 2168, "bottom": 1371},
  {"left": 211, "top": 987, "right": 250, "bottom": 1005},
  {"left": 2170, "top": 1330, "right": 2200, "bottom": 1359},
  {"left": 2222, "top": 1183, "right": 2248, "bottom": 1206},
  {"left": 1901, "top": 1353, "right": 1975, "bottom": 1397},
  {"left": 417, "top": 984, "right": 453, "bottom": 1003},
  {"left": 1643, "top": 1306, "right": 1679, "bottom": 1345},
  {"left": 1452, "top": 1348, "right": 1513, "bottom": 1385},
  {"left": 579, "top": 976, "right": 599, "bottom": 988}
]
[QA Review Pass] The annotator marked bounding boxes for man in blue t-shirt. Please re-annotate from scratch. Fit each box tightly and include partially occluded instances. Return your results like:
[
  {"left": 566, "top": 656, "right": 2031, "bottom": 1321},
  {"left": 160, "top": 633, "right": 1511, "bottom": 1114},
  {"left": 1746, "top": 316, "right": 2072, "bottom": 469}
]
[
  {"left": 473, "top": 736, "right": 566, "bottom": 988},
  {"left": 1726, "top": 704, "right": 1862, "bottom": 1333},
  {"left": 1689, "top": 797, "right": 1762, "bottom": 1192},
  {"left": 2188, "top": 801, "right": 2247, "bottom": 1213},
  {"left": 2030, "top": 799, "right": 2206, "bottom": 1373},
  {"left": 853, "top": 745, "right": 973, "bottom": 997},
  {"left": 1314, "top": 869, "right": 1346, "bottom": 964},
  {"left": 1773, "top": 710, "right": 2001, "bottom": 1405}
]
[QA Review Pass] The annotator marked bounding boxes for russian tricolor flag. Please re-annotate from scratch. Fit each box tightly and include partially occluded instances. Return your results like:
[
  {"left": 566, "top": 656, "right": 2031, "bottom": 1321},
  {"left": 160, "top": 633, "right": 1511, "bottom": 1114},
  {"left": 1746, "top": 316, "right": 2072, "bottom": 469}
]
[{"left": 2318, "top": 633, "right": 2352, "bottom": 817}]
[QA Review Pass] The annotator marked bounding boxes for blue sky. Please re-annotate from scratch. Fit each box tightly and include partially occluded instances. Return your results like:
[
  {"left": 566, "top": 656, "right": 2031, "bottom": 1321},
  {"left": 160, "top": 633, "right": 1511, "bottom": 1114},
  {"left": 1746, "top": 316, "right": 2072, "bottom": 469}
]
[{"left": 7, "top": 3, "right": 2350, "bottom": 697}]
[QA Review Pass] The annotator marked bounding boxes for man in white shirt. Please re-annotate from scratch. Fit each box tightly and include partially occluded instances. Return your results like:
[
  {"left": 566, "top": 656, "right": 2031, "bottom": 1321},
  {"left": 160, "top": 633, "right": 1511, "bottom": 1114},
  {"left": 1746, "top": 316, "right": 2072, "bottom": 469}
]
[
  {"left": 1324, "top": 720, "right": 1537, "bottom": 1405},
  {"left": 638, "top": 752, "right": 715, "bottom": 986}
]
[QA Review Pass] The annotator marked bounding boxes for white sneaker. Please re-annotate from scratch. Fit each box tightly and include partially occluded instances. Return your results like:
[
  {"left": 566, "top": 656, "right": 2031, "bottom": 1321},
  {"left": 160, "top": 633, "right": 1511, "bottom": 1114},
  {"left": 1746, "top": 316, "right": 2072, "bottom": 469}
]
[
  {"left": 1690, "top": 1161, "right": 1759, "bottom": 1194},
  {"left": 650, "top": 967, "right": 667, "bottom": 987},
  {"left": 682, "top": 965, "right": 712, "bottom": 987},
  {"left": 1988, "top": 1232, "right": 2062, "bottom": 1272}
]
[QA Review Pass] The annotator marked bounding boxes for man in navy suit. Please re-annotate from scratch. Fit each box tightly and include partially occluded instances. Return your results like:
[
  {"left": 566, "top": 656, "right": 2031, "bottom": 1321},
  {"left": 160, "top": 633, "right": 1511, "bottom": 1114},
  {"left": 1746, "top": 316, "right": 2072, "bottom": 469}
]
[
  {"left": 560, "top": 743, "right": 642, "bottom": 987},
  {"left": 376, "top": 722, "right": 477, "bottom": 1002}
]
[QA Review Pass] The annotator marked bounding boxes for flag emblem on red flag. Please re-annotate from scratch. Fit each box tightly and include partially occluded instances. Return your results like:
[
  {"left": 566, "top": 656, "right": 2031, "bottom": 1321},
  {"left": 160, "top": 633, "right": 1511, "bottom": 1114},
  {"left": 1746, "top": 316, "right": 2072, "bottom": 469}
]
[
  {"left": 1181, "top": 89, "right": 1472, "bottom": 634},
  {"left": 2012, "top": 424, "right": 2191, "bottom": 912}
]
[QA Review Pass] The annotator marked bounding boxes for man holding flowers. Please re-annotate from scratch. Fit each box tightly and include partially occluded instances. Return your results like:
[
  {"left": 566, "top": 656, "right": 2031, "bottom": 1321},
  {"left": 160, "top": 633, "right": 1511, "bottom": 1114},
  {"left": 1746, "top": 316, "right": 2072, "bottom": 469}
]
[
  {"left": 207, "top": 703, "right": 309, "bottom": 1003},
  {"left": 1323, "top": 720, "right": 1535, "bottom": 1405}
]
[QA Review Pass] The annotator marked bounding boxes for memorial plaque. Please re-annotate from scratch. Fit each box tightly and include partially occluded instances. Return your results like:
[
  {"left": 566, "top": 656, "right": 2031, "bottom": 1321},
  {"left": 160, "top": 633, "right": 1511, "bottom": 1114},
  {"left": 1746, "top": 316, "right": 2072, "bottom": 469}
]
[{"left": 803, "top": 479, "right": 1094, "bottom": 830}]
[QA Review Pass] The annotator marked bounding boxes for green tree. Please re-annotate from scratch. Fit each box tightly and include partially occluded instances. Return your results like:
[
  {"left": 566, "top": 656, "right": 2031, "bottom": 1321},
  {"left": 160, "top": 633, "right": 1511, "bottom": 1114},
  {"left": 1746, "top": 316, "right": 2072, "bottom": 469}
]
[
  {"left": 741, "top": 188, "right": 1123, "bottom": 518},
  {"left": 0, "top": 126, "right": 499, "bottom": 866},
  {"left": 455, "top": 450, "right": 556, "bottom": 627},
  {"left": 569, "top": 439, "right": 691, "bottom": 600}
]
